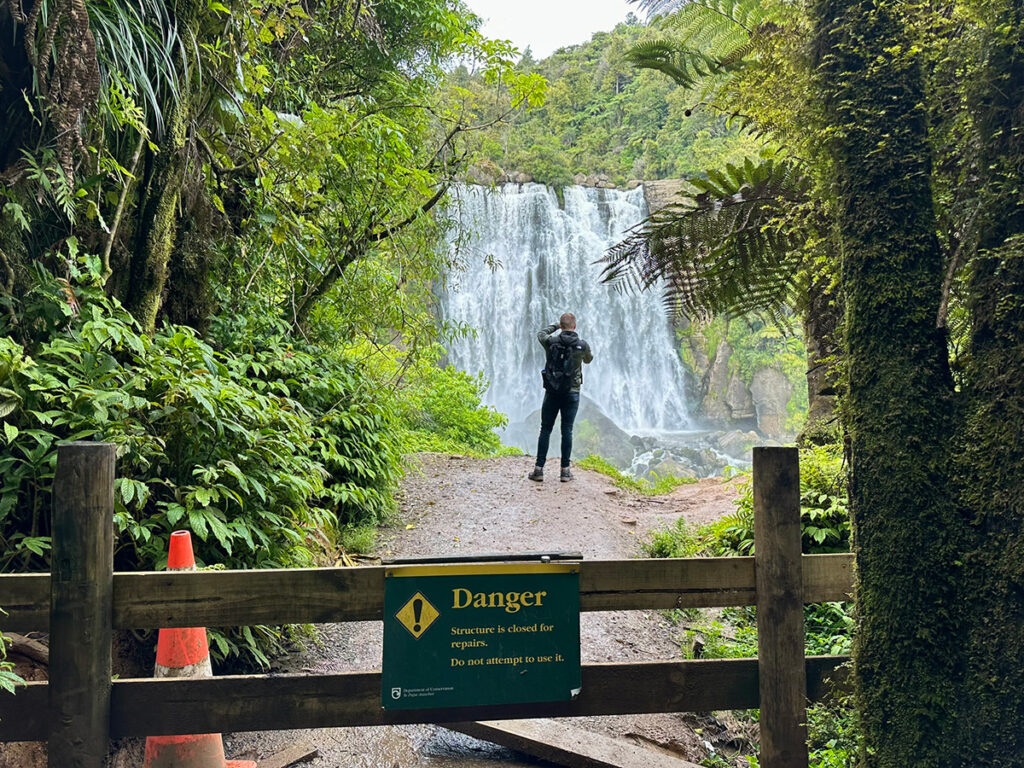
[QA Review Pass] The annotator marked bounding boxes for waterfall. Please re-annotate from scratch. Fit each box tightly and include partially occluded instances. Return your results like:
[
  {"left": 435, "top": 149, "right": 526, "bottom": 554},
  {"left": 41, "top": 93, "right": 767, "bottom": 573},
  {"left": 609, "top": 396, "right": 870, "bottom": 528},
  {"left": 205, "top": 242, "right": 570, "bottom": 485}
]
[{"left": 440, "top": 183, "right": 690, "bottom": 439}]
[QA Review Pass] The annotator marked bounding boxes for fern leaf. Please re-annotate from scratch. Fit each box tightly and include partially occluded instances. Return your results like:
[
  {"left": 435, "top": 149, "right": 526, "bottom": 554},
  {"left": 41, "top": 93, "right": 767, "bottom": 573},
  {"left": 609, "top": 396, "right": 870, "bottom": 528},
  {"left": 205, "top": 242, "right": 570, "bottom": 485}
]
[{"left": 601, "top": 159, "right": 812, "bottom": 319}]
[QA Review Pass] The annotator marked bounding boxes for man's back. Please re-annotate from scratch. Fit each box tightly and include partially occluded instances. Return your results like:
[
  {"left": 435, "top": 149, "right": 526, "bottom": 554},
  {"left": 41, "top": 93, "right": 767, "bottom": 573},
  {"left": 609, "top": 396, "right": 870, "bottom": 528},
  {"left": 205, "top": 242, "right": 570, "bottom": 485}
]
[{"left": 539, "top": 324, "right": 594, "bottom": 393}]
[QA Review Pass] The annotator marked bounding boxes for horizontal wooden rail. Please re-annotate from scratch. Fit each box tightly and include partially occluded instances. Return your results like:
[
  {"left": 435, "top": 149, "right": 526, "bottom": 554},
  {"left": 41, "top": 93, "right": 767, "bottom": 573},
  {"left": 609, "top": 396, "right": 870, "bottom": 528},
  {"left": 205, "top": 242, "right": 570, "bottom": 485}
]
[
  {"left": 1, "top": 656, "right": 849, "bottom": 742},
  {"left": 0, "top": 554, "right": 854, "bottom": 632}
]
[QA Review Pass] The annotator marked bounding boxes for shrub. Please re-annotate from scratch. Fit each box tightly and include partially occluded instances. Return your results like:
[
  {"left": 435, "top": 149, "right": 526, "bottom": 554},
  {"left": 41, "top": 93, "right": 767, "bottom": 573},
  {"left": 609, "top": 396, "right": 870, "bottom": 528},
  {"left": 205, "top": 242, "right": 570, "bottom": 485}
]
[
  {"left": 643, "top": 517, "right": 703, "bottom": 558},
  {"left": 360, "top": 344, "right": 513, "bottom": 457},
  {"left": 0, "top": 271, "right": 404, "bottom": 666},
  {"left": 678, "top": 443, "right": 849, "bottom": 558}
]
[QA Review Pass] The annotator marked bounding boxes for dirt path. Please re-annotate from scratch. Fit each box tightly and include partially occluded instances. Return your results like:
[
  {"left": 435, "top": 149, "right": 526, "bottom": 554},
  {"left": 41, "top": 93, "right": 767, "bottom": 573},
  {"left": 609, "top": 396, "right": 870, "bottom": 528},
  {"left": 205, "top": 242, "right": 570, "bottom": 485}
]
[{"left": 160, "top": 456, "right": 742, "bottom": 767}]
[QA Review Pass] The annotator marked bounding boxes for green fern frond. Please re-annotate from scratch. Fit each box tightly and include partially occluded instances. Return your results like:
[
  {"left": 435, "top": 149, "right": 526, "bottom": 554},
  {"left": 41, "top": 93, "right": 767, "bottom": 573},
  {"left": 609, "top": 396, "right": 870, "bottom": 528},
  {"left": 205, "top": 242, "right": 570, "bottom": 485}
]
[
  {"left": 628, "top": 0, "right": 786, "bottom": 99},
  {"left": 601, "top": 159, "right": 812, "bottom": 320},
  {"left": 84, "top": 0, "right": 196, "bottom": 136},
  {"left": 626, "top": 40, "right": 725, "bottom": 90}
]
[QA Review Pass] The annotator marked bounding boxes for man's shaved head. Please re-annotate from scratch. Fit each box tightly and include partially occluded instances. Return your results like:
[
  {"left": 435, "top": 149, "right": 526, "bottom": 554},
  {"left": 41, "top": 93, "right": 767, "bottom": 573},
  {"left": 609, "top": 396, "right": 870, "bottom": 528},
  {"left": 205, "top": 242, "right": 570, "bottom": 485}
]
[{"left": 559, "top": 313, "right": 576, "bottom": 330}]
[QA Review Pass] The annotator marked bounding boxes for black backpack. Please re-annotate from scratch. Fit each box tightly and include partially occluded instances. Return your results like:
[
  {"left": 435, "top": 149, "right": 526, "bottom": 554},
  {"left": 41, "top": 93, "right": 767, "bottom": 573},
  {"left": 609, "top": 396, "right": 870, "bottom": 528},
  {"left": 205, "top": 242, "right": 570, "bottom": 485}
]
[{"left": 542, "top": 335, "right": 581, "bottom": 393}]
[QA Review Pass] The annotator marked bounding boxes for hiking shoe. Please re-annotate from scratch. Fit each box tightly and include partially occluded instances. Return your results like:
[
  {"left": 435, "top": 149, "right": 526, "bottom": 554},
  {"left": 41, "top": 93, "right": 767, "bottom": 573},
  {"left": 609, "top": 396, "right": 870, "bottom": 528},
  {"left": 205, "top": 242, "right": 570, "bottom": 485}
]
[
  {"left": 560, "top": 467, "right": 573, "bottom": 482},
  {"left": 528, "top": 466, "right": 544, "bottom": 482}
]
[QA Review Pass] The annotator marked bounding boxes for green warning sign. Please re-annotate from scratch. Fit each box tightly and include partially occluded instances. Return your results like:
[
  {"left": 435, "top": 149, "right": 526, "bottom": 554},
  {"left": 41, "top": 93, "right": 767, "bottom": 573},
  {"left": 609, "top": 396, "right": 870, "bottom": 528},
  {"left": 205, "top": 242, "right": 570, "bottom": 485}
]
[{"left": 382, "top": 562, "right": 581, "bottom": 710}]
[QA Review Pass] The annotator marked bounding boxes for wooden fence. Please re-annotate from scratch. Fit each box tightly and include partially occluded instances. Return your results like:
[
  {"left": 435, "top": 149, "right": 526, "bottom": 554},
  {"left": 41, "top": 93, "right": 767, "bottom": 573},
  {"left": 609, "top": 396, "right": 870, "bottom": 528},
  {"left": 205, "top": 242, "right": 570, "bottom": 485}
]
[{"left": 0, "top": 443, "right": 854, "bottom": 768}]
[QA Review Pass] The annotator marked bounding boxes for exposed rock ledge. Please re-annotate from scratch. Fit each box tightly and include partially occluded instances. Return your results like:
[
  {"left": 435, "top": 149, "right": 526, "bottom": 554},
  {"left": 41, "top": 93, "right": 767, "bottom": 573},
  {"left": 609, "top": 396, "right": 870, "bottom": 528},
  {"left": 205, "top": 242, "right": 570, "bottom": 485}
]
[
  {"left": 642, "top": 179, "right": 687, "bottom": 213},
  {"left": 463, "top": 165, "right": 687, "bottom": 210}
]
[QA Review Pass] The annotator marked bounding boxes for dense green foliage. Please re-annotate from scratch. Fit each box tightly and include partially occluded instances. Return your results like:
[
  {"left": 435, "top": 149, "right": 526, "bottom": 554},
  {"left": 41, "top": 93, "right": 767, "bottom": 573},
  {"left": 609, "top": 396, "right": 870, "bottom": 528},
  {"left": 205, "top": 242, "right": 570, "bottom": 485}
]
[
  {"left": 445, "top": 18, "right": 763, "bottom": 186},
  {"left": 0, "top": 0, "right": 538, "bottom": 667},
  {"left": 642, "top": 443, "right": 847, "bottom": 558},
  {"left": 624, "top": 0, "right": 1024, "bottom": 760}
]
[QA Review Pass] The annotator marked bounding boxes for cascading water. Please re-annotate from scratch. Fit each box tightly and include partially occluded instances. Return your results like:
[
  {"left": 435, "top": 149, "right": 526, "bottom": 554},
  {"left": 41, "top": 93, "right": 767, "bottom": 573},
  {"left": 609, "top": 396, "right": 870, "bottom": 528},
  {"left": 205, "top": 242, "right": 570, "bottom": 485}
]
[{"left": 440, "top": 183, "right": 691, "bottom": 443}]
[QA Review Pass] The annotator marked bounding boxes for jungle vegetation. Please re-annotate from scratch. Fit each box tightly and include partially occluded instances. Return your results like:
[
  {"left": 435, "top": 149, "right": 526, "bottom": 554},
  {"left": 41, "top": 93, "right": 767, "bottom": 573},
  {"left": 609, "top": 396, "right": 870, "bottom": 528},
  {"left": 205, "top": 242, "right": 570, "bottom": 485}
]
[
  {"left": 443, "top": 15, "right": 765, "bottom": 187},
  {"left": 610, "top": 0, "right": 1024, "bottom": 764},
  {"left": 0, "top": 0, "right": 535, "bottom": 666},
  {"left": 0, "top": 0, "right": 1021, "bottom": 763}
]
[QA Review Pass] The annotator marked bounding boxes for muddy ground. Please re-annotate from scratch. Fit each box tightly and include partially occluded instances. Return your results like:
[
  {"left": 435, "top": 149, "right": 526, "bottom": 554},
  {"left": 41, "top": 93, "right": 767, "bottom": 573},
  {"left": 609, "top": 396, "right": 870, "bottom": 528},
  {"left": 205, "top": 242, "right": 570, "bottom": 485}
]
[{"left": 4, "top": 454, "right": 744, "bottom": 768}]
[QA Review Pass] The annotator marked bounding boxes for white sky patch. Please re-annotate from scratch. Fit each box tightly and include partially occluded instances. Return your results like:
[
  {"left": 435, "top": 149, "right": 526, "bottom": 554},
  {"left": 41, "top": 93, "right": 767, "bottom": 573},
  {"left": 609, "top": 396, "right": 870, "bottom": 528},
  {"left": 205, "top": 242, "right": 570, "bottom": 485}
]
[{"left": 464, "top": 0, "right": 638, "bottom": 58}]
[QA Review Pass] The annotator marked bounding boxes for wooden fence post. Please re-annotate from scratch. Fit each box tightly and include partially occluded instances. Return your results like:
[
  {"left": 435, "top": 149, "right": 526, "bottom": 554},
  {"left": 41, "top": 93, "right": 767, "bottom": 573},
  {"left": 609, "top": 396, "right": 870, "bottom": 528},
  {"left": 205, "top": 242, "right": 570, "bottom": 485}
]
[
  {"left": 49, "top": 442, "right": 115, "bottom": 768},
  {"left": 753, "top": 446, "right": 808, "bottom": 768}
]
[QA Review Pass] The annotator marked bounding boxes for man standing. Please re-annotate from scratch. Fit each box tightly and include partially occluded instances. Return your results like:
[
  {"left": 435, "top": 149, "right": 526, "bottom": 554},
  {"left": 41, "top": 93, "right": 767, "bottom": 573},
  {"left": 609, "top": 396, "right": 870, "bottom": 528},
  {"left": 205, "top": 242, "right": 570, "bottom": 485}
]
[{"left": 528, "top": 313, "right": 594, "bottom": 482}]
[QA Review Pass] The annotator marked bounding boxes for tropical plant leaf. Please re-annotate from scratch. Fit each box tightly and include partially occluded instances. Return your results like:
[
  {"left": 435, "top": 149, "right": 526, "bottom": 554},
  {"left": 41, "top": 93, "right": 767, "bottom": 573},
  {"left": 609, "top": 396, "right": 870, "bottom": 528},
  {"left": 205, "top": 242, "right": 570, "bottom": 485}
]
[{"left": 601, "top": 158, "right": 812, "bottom": 320}]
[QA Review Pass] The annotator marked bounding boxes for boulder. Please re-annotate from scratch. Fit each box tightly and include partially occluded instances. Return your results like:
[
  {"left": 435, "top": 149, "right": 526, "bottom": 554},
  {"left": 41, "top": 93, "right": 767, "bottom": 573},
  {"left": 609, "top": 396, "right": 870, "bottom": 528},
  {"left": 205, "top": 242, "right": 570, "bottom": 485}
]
[
  {"left": 714, "top": 429, "right": 761, "bottom": 459},
  {"left": 750, "top": 368, "right": 793, "bottom": 438},
  {"left": 648, "top": 457, "right": 699, "bottom": 480},
  {"left": 465, "top": 161, "right": 503, "bottom": 186},
  {"left": 570, "top": 399, "right": 636, "bottom": 469},
  {"left": 511, "top": 397, "right": 635, "bottom": 470},
  {"left": 725, "top": 371, "right": 755, "bottom": 420}
]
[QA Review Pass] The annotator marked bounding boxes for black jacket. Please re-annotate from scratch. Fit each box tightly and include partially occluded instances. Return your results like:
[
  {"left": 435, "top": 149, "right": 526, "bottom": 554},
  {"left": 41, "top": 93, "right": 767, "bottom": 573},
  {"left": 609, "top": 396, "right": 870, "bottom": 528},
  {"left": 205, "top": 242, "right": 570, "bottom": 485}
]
[{"left": 538, "top": 324, "right": 594, "bottom": 393}]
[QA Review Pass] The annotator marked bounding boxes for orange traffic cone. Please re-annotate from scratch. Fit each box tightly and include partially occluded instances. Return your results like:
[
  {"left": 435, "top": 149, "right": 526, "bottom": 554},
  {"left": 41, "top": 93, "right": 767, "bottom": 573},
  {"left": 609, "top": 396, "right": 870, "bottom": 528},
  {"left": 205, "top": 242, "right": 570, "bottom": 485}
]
[{"left": 143, "top": 531, "right": 256, "bottom": 768}]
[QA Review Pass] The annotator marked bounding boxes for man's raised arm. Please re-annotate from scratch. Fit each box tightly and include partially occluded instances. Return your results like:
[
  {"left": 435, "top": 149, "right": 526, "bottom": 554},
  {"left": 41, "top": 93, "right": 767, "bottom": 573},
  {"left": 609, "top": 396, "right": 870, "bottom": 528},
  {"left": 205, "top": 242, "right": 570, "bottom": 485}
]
[{"left": 538, "top": 323, "right": 559, "bottom": 347}]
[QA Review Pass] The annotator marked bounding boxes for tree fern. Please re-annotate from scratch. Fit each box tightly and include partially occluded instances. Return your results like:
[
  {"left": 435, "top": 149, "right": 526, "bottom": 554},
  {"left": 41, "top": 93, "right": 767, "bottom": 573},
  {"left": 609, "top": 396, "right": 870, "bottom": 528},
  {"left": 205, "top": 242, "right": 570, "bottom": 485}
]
[
  {"left": 626, "top": 40, "right": 737, "bottom": 91},
  {"left": 601, "top": 158, "right": 811, "bottom": 320},
  {"left": 627, "top": 0, "right": 785, "bottom": 98}
]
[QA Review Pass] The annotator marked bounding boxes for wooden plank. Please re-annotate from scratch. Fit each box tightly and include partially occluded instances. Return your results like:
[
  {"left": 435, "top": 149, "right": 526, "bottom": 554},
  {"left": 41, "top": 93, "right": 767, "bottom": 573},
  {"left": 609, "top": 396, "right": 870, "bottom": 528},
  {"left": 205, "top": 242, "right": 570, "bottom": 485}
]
[
  {"left": 48, "top": 442, "right": 116, "bottom": 768},
  {"left": 449, "top": 719, "right": 704, "bottom": 768},
  {"left": 384, "top": 551, "right": 583, "bottom": 565},
  {"left": 257, "top": 741, "right": 319, "bottom": 768},
  {"left": 0, "top": 657, "right": 847, "bottom": 742},
  {"left": 102, "top": 657, "right": 845, "bottom": 737},
  {"left": 112, "top": 567, "right": 386, "bottom": 629},
  {"left": 107, "top": 556, "right": 851, "bottom": 629},
  {"left": 0, "top": 554, "right": 854, "bottom": 631},
  {"left": 0, "top": 574, "right": 50, "bottom": 632},
  {"left": 753, "top": 447, "right": 808, "bottom": 768},
  {"left": 803, "top": 553, "right": 855, "bottom": 602},
  {"left": 581, "top": 558, "right": 756, "bottom": 611}
]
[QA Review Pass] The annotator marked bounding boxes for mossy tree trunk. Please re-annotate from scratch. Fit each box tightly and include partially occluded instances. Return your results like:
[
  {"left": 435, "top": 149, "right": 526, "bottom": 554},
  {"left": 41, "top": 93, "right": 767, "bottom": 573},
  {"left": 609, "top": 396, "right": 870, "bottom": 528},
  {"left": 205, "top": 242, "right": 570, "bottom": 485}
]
[
  {"left": 800, "top": 274, "right": 841, "bottom": 442},
  {"left": 125, "top": 94, "right": 190, "bottom": 333},
  {"left": 123, "top": 0, "right": 199, "bottom": 333},
  {"left": 956, "top": 0, "right": 1024, "bottom": 761},
  {"left": 812, "top": 0, "right": 963, "bottom": 764}
]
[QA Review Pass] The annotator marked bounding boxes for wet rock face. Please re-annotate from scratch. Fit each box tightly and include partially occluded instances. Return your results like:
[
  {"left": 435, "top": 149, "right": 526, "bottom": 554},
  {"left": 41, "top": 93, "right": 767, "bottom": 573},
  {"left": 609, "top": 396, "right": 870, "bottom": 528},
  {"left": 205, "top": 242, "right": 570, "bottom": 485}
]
[
  {"left": 750, "top": 368, "right": 793, "bottom": 437},
  {"left": 725, "top": 372, "right": 755, "bottom": 420},
  {"left": 700, "top": 341, "right": 733, "bottom": 421},
  {"left": 642, "top": 179, "right": 687, "bottom": 212}
]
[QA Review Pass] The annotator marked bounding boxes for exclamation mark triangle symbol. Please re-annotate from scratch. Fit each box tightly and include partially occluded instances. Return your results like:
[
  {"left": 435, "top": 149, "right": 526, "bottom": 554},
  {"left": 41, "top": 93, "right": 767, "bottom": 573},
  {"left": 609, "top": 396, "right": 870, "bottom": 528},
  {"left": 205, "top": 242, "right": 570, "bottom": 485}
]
[{"left": 397, "top": 592, "right": 439, "bottom": 638}]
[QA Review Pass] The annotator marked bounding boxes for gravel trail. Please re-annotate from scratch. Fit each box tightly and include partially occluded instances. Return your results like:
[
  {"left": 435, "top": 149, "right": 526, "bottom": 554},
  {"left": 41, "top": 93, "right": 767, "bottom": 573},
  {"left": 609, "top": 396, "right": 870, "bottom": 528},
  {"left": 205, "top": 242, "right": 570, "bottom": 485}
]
[{"left": 115, "top": 455, "right": 743, "bottom": 767}]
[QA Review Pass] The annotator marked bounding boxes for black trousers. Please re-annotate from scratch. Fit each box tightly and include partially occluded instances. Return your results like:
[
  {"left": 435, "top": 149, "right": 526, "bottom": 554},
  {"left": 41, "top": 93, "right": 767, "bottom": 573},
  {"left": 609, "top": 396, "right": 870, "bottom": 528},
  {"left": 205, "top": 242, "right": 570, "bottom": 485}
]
[{"left": 535, "top": 390, "right": 581, "bottom": 468}]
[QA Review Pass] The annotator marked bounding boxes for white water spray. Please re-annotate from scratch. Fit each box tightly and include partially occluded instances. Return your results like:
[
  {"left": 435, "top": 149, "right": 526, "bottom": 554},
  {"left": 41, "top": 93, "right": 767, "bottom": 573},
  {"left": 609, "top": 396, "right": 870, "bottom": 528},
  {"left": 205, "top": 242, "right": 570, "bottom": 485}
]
[{"left": 441, "top": 183, "right": 690, "bottom": 433}]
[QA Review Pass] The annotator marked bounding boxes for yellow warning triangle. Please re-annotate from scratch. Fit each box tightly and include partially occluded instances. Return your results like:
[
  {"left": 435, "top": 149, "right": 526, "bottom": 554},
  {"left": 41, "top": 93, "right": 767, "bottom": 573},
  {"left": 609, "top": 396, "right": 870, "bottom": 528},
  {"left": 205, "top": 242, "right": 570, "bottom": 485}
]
[{"left": 395, "top": 592, "right": 440, "bottom": 638}]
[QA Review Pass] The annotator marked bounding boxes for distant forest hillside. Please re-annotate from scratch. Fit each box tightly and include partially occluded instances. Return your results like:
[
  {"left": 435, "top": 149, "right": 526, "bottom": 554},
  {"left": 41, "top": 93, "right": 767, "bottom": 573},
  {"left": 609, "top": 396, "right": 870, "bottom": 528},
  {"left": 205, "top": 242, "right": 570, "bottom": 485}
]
[{"left": 445, "top": 17, "right": 763, "bottom": 187}]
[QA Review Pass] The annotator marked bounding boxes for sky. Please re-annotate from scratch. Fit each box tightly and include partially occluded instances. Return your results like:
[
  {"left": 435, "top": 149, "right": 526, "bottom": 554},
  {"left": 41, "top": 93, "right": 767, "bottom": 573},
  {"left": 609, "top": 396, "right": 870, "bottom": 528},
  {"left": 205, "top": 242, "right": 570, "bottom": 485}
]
[{"left": 463, "top": 0, "right": 639, "bottom": 59}]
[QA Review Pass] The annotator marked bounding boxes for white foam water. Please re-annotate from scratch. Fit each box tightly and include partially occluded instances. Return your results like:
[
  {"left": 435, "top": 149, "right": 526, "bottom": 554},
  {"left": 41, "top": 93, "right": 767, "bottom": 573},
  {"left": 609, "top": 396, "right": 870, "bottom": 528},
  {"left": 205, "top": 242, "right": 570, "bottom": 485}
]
[{"left": 440, "top": 183, "right": 690, "bottom": 432}]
